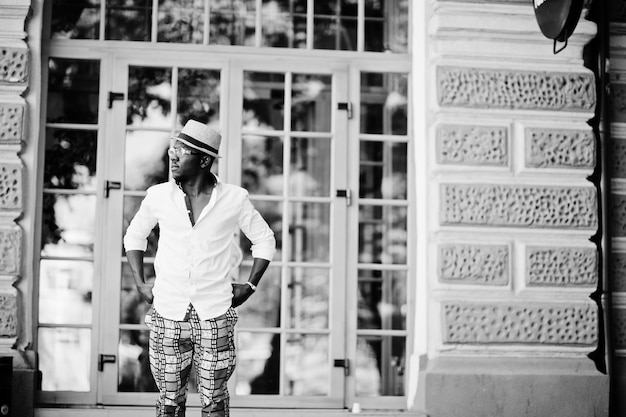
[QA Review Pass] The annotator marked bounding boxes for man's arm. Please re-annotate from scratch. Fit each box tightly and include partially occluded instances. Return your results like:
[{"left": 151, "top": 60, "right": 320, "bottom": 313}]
[
  {"left": 232, "top": 258, "right": 270, "bottom": 307},
  {"left": 127, "top": 250, "right": 154, "bottom": 304}
]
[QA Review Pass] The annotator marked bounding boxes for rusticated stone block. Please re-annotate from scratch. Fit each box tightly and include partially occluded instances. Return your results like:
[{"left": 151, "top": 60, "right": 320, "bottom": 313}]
[
  {"left": 436, "top": 124, "right": 508, "bottom": 166},
  {"left": 441, "top": 184, "right": 597, "bottom": 229},
  {"left": 437, "top": 66, "right": 595, "bottom": 111},
  {"left": 0, "top": 47, "right": 28, "bottom": 83},
  {"left": 0, "top": 293, "right": 17, "bottom": 337},
  {"left": 0, "top": 103, "right": 24, "bottom": 144},
  {"left": 439, "top": 244, "right": 509, "bottom": 285},
  {"left": 525, "top": 128, "right": 595, "bottom": 169},
  {"left": 0, "top": 226, "right": 21, "bottom": 275},
  {"left": 613, "top": 308, "right": 626, "bottom": 349},
  {"left": 610, "top": 252, "right": 626, "bottom": 292},
  {"left": 0, "top": 163, "right": 22, "bottom": 210},
  {"left": 610, "top": 139, "right": 626, "bottom": 179},
  {"left": 443, "top": 302, "right": 597, "bottom": 345},
  {"left": 611, "top": 194, "right": 626, "bottom": 237},
  {"left": 527, "top": 247, "right": 598, "bottom": 286}
]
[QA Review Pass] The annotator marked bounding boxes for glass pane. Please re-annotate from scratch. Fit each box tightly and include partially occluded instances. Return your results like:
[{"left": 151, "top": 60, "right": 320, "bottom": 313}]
[
  {"left": 289, "top": 202, "right": 330, "bottom": 262},
  {"left": 47, "top": 58, "right": 100, "bottom": 124},
  {"left": 243, "top": 72, "right": 285, "bottom": 131},
  {"left": 210, "top": 0, "right": 256, "bottom": 46},
  {"left": 235, "top": 332, "right": 280, "bottom": 395},
  {"left": 261, "top": 0, "right": 307, "bottom": 48},
  {"left": 359, "top": 141, "right": 407, "bottom": 199},
  {"left": 290, "top": 137, "right": 330, "bottom": 196},
  {"left": 358, "top": 205, "right": 407, "bottom": 264},
  {"left": 127, "top": 66, "right": 173, "bottom": 127},
  {"left": 41, "top": 194, "right": 96, "bottom": 256},
  {"left": 122, "top": 196, "right": 160, "bottom": 257},
  {"left": 177, "top": 68, "right": 221, "bottom": 128},
  {"left": 118, "top": 329, "right": 157, "bottom": 392},
  {"left": 38, "top": 328, "right": 91, "bottom": 391},
  {"left": 44, "top": 128, "right": 98, "bottom": 191},
  {"left": 105, "top": 0, "right": 152, "bottom": 41},
  {"left": 120, "top": 263, "right": 155, "bottom": 324},
  {"left": 242, "top": 135, "right": 284, "bottom": 196},
  {"left": 287, "top": 267, "right": 329, "bottom": 329},
  {"left": 285, "top": 334, "right": 328, "bottom": 395},
  {"left": 291, "top": 74, "right": 332, "bottom": 132},
  {"left": 365, "top": 0, "right": 408, "bottom": 53},
  {"left": 51, "top": 0, "right": 100, "bottom": 39},
  {"left": 39, "top": 260, "right": 93, "bottom": 325},
  {"left": 124, "top": 130, "right": 170, "bottom": 191},
  {"left": 157, "top": 0, "right": 204, "bottom": 43},
  {"left": 357, "top": 270, "right": 406, "bottom": 330},
  {"left": 360, "top": 72, "right": 408, "bottom": 135},
  {"left": 313, "top": 0, "right": 357, "bottom": 51},
  {"left": 237, "top": 266, "right": 281, "bottom": 328},
  {"left": 356, "top": 336, "right": 405, "bottom": 396},
  {"left": 240, "top": 200, "right": 283, "bottom": 261}
]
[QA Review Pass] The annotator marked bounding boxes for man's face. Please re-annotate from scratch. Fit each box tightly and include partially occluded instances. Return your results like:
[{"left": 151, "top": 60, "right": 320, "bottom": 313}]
[{"left": 168, "top": 140, "right": 205, "bottom": 181}]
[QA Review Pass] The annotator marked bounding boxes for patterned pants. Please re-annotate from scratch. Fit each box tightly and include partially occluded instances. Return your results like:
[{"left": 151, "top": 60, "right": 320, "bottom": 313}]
[{"left": 146, "top": 305, "right": 238, "bottom": 417}]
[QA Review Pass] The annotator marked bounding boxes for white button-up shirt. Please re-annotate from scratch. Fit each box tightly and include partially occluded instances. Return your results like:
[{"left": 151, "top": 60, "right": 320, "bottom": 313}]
[{"left": 123, "top": 178, "right": 276, "bottom": 320}]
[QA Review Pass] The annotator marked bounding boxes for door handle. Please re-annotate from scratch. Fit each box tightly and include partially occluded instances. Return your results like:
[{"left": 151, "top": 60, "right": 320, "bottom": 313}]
[{"left": 105, "top": 180, "right": 121, "bottom": 198}]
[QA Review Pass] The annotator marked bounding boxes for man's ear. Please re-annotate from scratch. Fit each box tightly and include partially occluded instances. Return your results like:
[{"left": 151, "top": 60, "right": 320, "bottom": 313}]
[{"left": 201, "top": 156, "right": 210, "bottom": 168}]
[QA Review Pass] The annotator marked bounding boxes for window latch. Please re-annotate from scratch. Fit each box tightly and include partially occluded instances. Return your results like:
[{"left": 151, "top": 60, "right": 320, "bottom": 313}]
[
  {"left": 336, "top": 189, "right": 352, "bottom": 206},
  {"left": 338, "top": 102, "right": 353, "bottom": 119},
  {"left": 105, "top": 180, "right": 121, "bottom": 198},
  {"left": 333, "top": 359, "right": 351, "bottom": 376},
  {"left": 98, "top": 354, "right": 116, "bottom": 372},
  {"left": 108, "top": 91, "right": 125, "bottom": 108}
]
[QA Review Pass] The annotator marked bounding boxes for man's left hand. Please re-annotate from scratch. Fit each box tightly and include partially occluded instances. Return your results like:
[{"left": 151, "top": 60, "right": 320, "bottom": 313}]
[{"left": 231, "top": 282, "right": 255, "bottom": 307}]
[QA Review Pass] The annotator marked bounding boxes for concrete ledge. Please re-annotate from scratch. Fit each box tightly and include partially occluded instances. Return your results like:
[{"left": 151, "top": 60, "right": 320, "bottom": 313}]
[
  {"left": 416, "top": 356, "right": 609, "bottom": 417},
  {"left": 35, "top": 408, "right": 425, "bottom": 417}
]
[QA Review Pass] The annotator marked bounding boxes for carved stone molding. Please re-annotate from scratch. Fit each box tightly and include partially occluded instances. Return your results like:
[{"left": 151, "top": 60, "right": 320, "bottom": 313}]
[
  {"left": 611, "top": 84, "right": 626, "bottom": 123},
  {"left": 610, "top": 138, "right": 626, "bottom": 179},
  {"left": 443, "top": 302, "right": 597, "bottom": 345},
  {"left": 610, "top": 252, "right": 626, "bottom": 292},
  {"left": 0, "top": 225, "right": 21, "bottom": 276},
  {"left": 436, "top": 124, "right": 508, "bottom": 166},
  {"left": 526, "top": 247, "right": 598, "bottom": 286},
  {"left": 439, "top": 244, "right": 509, "bottom": 285},
  {"left": 611, "top": 194, "right": 626, "bottom": 237},
  {"left": 0, "top": 162, "right": 22, "bottom": 211},
  {"left": 0, "top": 103, "right": 24, "bottom": 145},
  {"left": 0, "top": 47, "right": 28, "bottom": 84},
  {"left": 437, "top": 66, "right": 595, "bottom": 111},
  {"left": 0, "top": 293, "right": 17, "bottom": 338},
  {"left": 525, "top": 128, "right": 595, "bottom": 169},
  {"left": 441, "top": 184, "right": 597, "bottom": 229},
  {"left": 614, "top": 308, "right": 626, "bottom": 349}
]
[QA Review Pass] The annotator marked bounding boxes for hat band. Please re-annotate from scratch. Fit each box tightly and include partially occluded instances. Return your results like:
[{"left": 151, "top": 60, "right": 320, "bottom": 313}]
[{"left": 177, "top": 132, "right": 219, "bottom": 156}]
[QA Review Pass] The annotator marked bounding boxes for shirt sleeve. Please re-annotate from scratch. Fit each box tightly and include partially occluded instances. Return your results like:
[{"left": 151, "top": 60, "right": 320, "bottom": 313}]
[
  {"left": 123, "top": 188, "right": 159, "bottom": 252},
  {"left": 238, "top": 192, "right": 276, "bottom": 261}
]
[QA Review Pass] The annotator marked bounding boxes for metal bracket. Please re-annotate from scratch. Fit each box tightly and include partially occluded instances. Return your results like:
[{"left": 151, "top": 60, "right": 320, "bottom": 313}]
[
  {"left": 336, "top": 189, "right": 352, "bottom": 206},
  {"left": 105, "top": 180, "right": 121, "bottom": 198},
  {"left": 98, "top": 354, "right": 116, "bottom": 372},
  {"left": 108, "top": 91, "right": 125, "bottom": 108},
  {"left": 333, "top": 359, "right": 351, "bottom": 376},
  {"left": 337, "top": 102, "right": 353, "bottom": 119}
]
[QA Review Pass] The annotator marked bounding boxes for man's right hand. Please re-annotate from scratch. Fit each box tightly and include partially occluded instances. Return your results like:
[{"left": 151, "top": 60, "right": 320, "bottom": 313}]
[{"left": 138, "top": 285, "right": 154, "bottom": 304}]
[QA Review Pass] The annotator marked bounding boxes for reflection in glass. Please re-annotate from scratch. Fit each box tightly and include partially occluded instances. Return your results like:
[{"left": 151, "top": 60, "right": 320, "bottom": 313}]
[
  {"left": 44, "top": 128, "right": 98, "bottom": 190},
  {"left": 289, "top": 202, "right": 330, "bottom": 262},
  {"left": 41, "top": 194, "right": 96, "bottom": 256},
  {"left": 360, "top": 72, "right": 408, "bottom": 135},
  {"left": 177, "top": 68, "right": 221, "bottom": 128},
  {"left": 357, "top": 270, "right": 406, "bottom": 330},
  {"left": 261, "top": 0, "right": 307, "bottom": 48},
  {"left": 287, "top": 267, "right": 329, "bottom": 329},
  {"left": 118, "top": 329, "right": 156, "bottom": 392},
  {"left": 313, "top": 0, "right": 357, "bottom": 50},
  {"left": 242, "top": 135, "right": 284, "bottom": 195},
  {"left": 364, "top": 0, "right": 409, "bottom": 53},
  {"left": 158, "top": 0, "right": 204, "bottom": 43},
  {"left": 285, "top": 334, "right": 328, "bottom": 395},
  {"left": 127, "top": 66, "right": 173, "bottom": 127},
  {"left": 106, "top": 0, "right": 152, "bottom": 41},
  {"left": 47, "top": 58, "right": 100, "bottom": 124},
  {"left": 358, "top": 205, "right": 407, "bottom": 264},
  {"left": 360, "top": 141, "right": 407, "bottom": 199},
  {"left": 120, "top": 263, "right": 155, "bottom": 324},
  {"left": 210, "top": 0, "right": 256, "bottom": 46},
  {"left": 291, "top": 74, "right": 332, "bottom": 132},
  {"left": 51, "top": 0, "right": 100, "bottom": 39},
  {"left": 38, "top": 328, "right": 91, "bottom": 391},
  {"left": 39, "top": 260, "right": 93, "bottom": 325},
  {"left": 122, "top": 196, "right": 160, "bottom": 257},
  {"left": 356, "top": 336, "right": 405, "bottom": 396},
  {"left": 237, "top": 266, "right": 281, "bottom": 328},
  {"left": 240, "top": 200, "right": 283, "bottom": 261},
  {"left": 243, "top": 72, "right": 285, "bottom": 131},
  {"left": 290, "top": 137, "right": 330, "bottom": 196},
  {"left": 235, "top": 332, "right": 279, "bottom": 395},
  {"left": 124, "top": 130, "right": 170, "bottom": 191}
]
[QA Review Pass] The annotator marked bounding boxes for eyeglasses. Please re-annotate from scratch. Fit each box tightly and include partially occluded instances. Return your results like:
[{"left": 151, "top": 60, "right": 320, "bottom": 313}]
[{"left": 168, "top": 147, "right": 200, "bottom": 157}]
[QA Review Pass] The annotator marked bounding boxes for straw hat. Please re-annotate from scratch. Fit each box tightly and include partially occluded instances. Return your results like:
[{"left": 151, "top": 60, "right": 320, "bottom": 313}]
[{"left": 172, "top": 120, "right": 222, "bottom": 158}]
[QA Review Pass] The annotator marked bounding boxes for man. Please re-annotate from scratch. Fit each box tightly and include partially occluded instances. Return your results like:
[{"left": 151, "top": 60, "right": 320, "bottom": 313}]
[{"left": 123, "top": 119, "right": 276, "bottom": 417}]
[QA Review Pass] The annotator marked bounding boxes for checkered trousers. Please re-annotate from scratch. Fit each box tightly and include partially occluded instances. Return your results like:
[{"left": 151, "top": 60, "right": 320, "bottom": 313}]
[{"left": 145, "top": 305, "right": 238, "bottom": 417}]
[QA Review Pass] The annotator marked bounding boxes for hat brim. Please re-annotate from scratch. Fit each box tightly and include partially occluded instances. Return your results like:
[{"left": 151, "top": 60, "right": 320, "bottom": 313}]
[{"left": 171, "top": 136, "right": 221, "bottom": 158}]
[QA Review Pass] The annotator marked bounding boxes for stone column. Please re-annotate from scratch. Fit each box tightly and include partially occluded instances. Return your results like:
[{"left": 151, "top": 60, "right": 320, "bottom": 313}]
[{"left": 416, "top": 1, "right": 610, "bottom": 416}]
